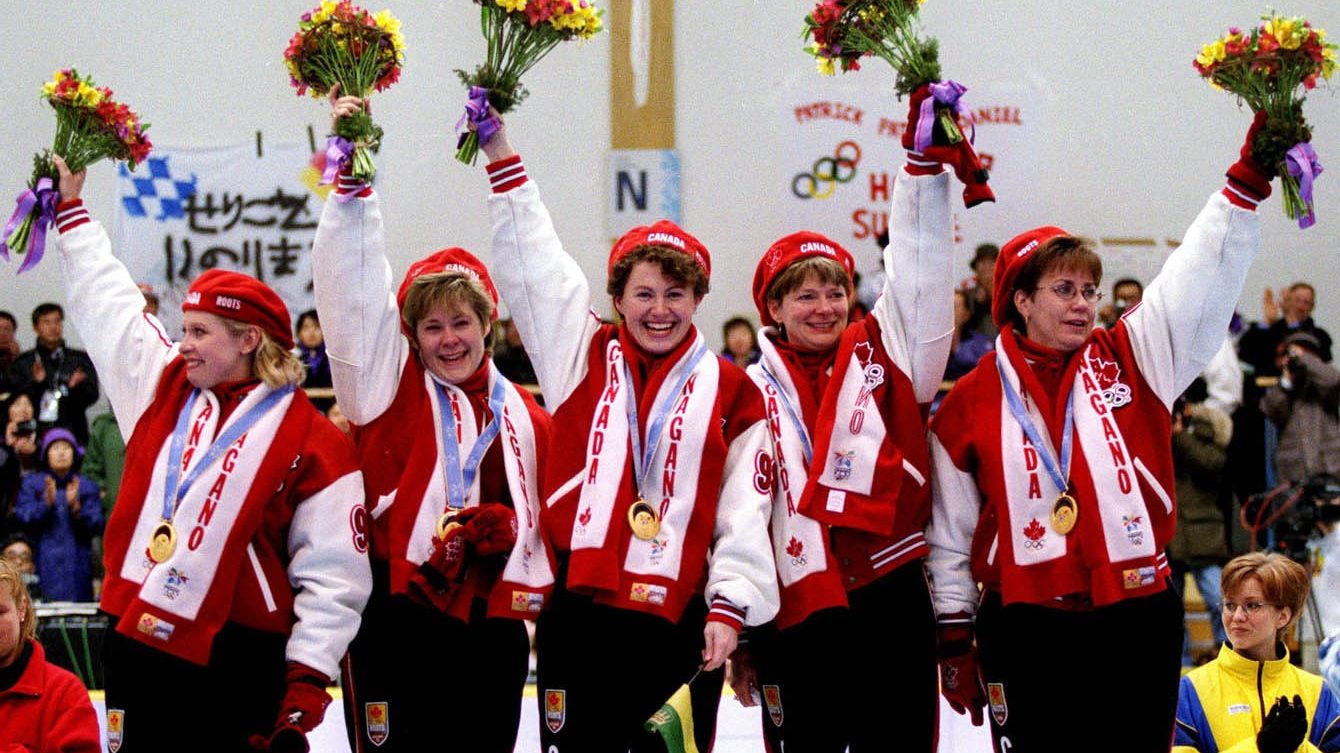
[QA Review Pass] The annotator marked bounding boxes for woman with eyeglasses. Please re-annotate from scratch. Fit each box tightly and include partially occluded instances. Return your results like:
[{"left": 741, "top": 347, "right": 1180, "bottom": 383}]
[
  {"left": 925, "top": 113, "right": 1274, "bottom": 750},
  {"left": 1174, "top": 552, "right": 1340, "bottom": 753}
]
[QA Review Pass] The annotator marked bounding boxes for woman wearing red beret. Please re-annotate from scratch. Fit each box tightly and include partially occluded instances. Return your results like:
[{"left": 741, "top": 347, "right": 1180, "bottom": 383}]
[
  {"left": 732, "top": 89, "right": 970, "bottom": 751},
  {"left": 49, "top": 156, "right": 371, "bottom": 753},
  {"left": 925, "top": 115, "right": 1273, "bottom": 749},
  {"left": 309, "top": 93, "right": 552, "bottom": 753},
  {"left": 477, "top": 120, "right": 778, "bottom": 751}
]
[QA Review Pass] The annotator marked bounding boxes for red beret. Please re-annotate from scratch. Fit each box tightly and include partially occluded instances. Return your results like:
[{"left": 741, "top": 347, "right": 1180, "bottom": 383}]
[
  {"left": 607, "top": 220, "right": 711, "bottom": 281},
  {"left": 992, "top": 226, "right": 1070, "bottom": 329},
  {"left": 395, "top": 247, "right": 499, "bottom": 337},
  {"left": 182, "top": 269, "right": 293, "bottom": 350},
  {"left": 751, "top": 231, "right": 856, "bottom": 326}
]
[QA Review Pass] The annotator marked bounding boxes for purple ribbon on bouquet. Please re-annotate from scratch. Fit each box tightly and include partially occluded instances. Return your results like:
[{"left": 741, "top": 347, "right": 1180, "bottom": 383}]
[
  {"left": 913, "top": 80, "right": 975, "bottom": 153},
  {"left": 455, "top": 86, "right": 501, "bottom": 149},
  {"left": 320, "top": 136, "right": 354, "bottom": 186},
  {"left": 3, "top": 178, "right": 57, "bottom": 274},
  {"left": 1285, "top": 142, "right": 1324, "bottom": 230}
]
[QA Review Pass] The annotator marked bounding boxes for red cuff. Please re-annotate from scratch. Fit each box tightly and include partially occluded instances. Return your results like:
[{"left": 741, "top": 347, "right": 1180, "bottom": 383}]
[
  {"left": 706, "top": 596, "right": 747, "bottom": 632},
  {"left": 334, "top": 167, "right": 372, "bottom": 198},
  {"left": 905, "top": 151, "right": 944, "bottom": 177},
  {"left": 1223, "top": 159, "right": 1271, "bottom": 210},
  {"left": 486, "top": 154, "right": 527, "bottom": 193},
  {"left": 55, "top": 199, "right": 90, "bottom": 234}
]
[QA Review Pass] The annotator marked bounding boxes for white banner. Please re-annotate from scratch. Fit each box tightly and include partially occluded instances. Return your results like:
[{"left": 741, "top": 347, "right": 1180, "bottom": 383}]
[
  {"left": 112, "top": 142, "right": 331, "bottom": 336},
  {"left": 778, "top": 77, "right": 1042, "bottom": 287},
  {"left": 606, "top": 148, "right": 682, "bottom": 239}
]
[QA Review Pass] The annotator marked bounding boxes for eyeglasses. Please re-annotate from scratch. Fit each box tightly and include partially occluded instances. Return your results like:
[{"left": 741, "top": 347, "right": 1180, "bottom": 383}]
[
  {"left": 1222, "top": 600, "right": 1274, "bottom": 616},
  {"left": 1042, "top": 281, "right": 1104, "bottom": 303}
]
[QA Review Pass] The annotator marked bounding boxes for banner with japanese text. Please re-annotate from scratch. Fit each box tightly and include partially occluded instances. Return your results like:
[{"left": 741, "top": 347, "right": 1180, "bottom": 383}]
[
  {"left": 111, "top": 142, "right": 331, "bottom": 336},
  {"left": 779, "top": 78, "right": 1043, "bottom": 288}
]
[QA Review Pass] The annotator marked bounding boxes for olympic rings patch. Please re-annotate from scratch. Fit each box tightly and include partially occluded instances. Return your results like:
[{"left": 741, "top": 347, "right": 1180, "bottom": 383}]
[{"left": 791, "top": 141, "right": 861, "bottom": 200}]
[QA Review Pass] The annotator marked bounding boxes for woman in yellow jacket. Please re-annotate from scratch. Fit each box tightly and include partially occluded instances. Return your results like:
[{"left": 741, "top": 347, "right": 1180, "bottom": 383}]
[{"left": 1175, "top": 552, "right": 1340, "bottom": 752}]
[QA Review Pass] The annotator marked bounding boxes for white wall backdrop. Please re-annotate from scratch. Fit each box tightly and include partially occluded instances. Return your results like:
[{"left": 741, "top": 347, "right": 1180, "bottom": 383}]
[{"left": 2, "top": 0, "right": 1339, "bottom": 352}]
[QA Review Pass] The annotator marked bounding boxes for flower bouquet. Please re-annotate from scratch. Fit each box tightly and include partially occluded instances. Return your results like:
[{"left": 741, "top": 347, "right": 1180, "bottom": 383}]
[
  {"left": 284, "top": 1, "right": 405, "bottom": 183},
  {"left": 454, "top": 0, "right": 603, "bottom": 165},
  {"left": 3, "top": 69, "right": 151, "bottom": 274},
  {"left": 801, "top": 0, "right": 962, "bottom": 143},
  {"left": 1194, "top": 12, "right": 1337, "bottom": 228}
]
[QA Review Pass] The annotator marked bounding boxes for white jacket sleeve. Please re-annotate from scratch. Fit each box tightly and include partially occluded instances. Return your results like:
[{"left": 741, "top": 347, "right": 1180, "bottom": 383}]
[
  {"left": 489, "top": 177, "right": 602, "bottom": 408},
  {"left": 56, "top": 218, "right": 176, "bottom": 439},
  {"left": 310, "top": 193, "right": 409, "bottom": 425},
  {"left": 284, "top": 469, "right": 373, "bottom": 677},
  {"left": 1201, "top": 336, "right": 1244, "bottom": 417},
  {"left": 707, "top": 419, "right": 781, "bottom": 626},
  {"left": 925, "top": 431, "right": 984, "bottom": 616},
  {"left": 1124, "top": 193, "right": 1260, "bottom": 408},
  {"left": 873, "top": 168, "right": 955, "bottom": 404}
]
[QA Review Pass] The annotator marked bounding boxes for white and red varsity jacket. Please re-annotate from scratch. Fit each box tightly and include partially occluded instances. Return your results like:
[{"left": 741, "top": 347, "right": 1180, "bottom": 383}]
[
  {"left": 55, "top": 204, "right": 371, "bottom": 677},
  {"left": 926, "top": 192, "right": 1261, "bottom": 615},
  {"left": 748, "top": 168, "right": 953, "bottom": 630},
  {"left": 311, "top": 191, "right": 555, "bottom": 620},
  {"left": 487, "top": 157, "right": 779, "bottom": 632}
]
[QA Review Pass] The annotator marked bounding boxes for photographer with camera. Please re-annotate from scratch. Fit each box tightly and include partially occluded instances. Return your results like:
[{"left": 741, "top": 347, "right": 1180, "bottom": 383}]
[
  {"left": 1262, "top": 331, "right": 1340, "bottom": 485},
  {"left": 1, "top": 393, "right": 41, "bottom": 539}
]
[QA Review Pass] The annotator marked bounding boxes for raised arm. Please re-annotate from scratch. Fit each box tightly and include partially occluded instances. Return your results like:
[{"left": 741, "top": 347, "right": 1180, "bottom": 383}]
[
  {"left": 874, "top": 166, "right": 955, "bottom": 403},
  {"left": 52, "top": 156, "right": 175, "bottom": 435},
  {"left": 483, "top": 125, "right": 602, "bottom": 407},
  {"left": 1124, "top": 120, "right": 1267, "bottom": 408},
  {"left": 310, "top": 94, "right": 410, "bottom": 426}
]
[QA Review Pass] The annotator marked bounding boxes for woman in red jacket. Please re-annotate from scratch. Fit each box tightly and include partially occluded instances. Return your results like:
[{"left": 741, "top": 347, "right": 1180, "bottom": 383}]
[{"left": 0, "top": 556, "right": 100, "bottom": 753}]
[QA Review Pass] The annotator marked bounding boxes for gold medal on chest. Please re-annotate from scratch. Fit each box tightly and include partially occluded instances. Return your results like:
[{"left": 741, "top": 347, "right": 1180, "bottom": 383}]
[
  {"left": 1050, "top": 493, "right": 1078, "bottom": 536},
  {"left": 148, "top": 522, "right": 178, "bottom": 563},
  {"left": 627, "top": 499, "right": 661, "bottom": 541}
]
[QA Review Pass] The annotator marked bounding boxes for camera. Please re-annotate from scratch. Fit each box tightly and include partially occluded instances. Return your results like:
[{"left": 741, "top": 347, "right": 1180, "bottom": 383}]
[
  {"left": 12, "top": 419, "right": 37, "bottom": 438},
  {"left": 1243, "top": 474, "right": 1340, "bottom": 565}
]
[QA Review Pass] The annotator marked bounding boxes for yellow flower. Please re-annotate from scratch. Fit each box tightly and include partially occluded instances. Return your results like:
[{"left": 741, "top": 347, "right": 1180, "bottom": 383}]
[
  {"left": 817, "top": 56, "right": 836, "bottom": 76},
  {"left": 497, "top": 0, "right": 526, "bottom": 12},
  {"left": 310, "top": 1, "right": 337, "bottom": 24}
]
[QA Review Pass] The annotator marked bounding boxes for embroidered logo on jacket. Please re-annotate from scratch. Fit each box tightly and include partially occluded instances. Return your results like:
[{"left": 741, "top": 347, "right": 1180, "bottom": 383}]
[
  {"left": 631, "top": 582, "right": 668, "bottom": 605},
  {"left": 107, "top": 709, "right": 125, "bottom": 753},
  {"left": 786, "top": 536, "right": 808, "bottom": 567},
  {"left": 1022, "top": 519, "right": 1047, "bottom": 550},
  {"left": 988, "top": 682, "right": 1009, "bottom": 726},
  {"left": 763, "top": 684, "right": 784, "bottom": 727},
  {"left": 1087, "top": 354, "right": 1132, "bottom": 408},
  {"left": 1122, "top": 514, "right": 1145, "bottom": 546},
  {"left": 163, "top": 567, "right": 190, "bottom": 600}
]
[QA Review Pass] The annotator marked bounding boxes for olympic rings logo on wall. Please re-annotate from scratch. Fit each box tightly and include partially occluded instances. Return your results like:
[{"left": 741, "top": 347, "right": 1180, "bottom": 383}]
[{"left": 791, "top": 141, "right": 862, "bottom": 200}]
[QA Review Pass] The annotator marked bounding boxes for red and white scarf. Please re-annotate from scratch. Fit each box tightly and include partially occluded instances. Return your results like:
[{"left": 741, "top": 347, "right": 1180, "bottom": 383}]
[
  {"left": 799, "top": 317, "right": 928, "bottom": 538},
  {"left": 383, "top": 362, "right": 551, "bottom": 619},
  {"left": 989, "top": 327, "right": 1172, "bottom": 605},
  {"left": 548, "top": 328, "right": 727, "bottom": 622},
  {"left": 102, "top": 363, "right": 312, "bottom": 664}
]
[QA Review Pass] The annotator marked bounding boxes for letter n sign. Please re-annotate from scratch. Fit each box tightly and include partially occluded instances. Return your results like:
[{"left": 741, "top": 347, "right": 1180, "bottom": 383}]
[{"left": 606, "top": 149, "right": 681, "bottom": 238}]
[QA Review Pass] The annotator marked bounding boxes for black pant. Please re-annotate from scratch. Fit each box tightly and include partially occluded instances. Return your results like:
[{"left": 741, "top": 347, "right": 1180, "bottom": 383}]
[
  {"left": 535, "top": 589, "right": 720, "bottom": 753},
  {"left": 101, "top": 616, "right": 287, "bottom": 753},
  {"left": 975, "top": 585, "right": 1184, "bottom": 752},
  {"left": 340, "top": 582, "right": 530, "bottom": 753},
  {"left": 752, "top": 561, "right": 939, "bottom": 753}
]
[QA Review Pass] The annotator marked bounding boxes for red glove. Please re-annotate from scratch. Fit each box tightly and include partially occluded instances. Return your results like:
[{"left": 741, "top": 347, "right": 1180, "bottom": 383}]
[
  {"left": 902, "top": 84, "right": 995, "bottom": 207},
  {"left": 1224, "top": 110, "right": 1274, "bottom": 209},
  {"left": 460, "top": 503, "right": 517, "bottom": 556},
  {"left": 936, "top": 615, "right": 986, "bottom": 727},
  {"left": 248, "top": 663, "right": 332, "bottom": 753},
  {"left": 408, "top": 519, "right": 471, "bottom": 611}
]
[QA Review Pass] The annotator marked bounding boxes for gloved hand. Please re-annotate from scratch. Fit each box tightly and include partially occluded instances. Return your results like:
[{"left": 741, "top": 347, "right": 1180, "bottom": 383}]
[
  {"left": 937, "top": 615, "right": 986, "bottom": 726},
  {"left": 460, "top": 503, "right": 517, "bottom": 556},
  {"left": 1226, "top": 110, "right": 1274, "bottom": 206},
  {"left": 248, "top": 663, "right": 332, "bottom": 753},
  {"left": 902, "top": 83, "right": 995, "bottom": 207},
  {"left": 1257, "top": 695, "right": 1308, "bottom": 753}
]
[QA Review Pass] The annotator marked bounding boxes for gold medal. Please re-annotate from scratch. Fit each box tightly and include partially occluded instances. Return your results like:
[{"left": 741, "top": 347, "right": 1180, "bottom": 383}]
[
  {"left": 627, "top": 499, "right": 661, "bottom": 541},
  {"left": 1050, "top": 493, "right": 1078, "bottom": 536},
  {"left": 436, "top": 511, "right": 463, "bottom": 541},
  {"left": 148, "top": 522, "right": 177, "bottom": 563}
]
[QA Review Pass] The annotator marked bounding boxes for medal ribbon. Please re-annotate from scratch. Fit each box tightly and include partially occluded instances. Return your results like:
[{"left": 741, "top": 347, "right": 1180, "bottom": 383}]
[
  {"left": 162, "top": 384, "right": 295, "bottom": 522},
  {"left": 623, "top": 343, "right": 708, "bottom": 501},
  {"left": 759, "top": 364, "right": 813, "bottom": 466},
  {"left": 435, "top": 376, "right": 508, "bottom": 513},
  {"left": 996, "top": 358, "right": 1073, "bottom": 497}
]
